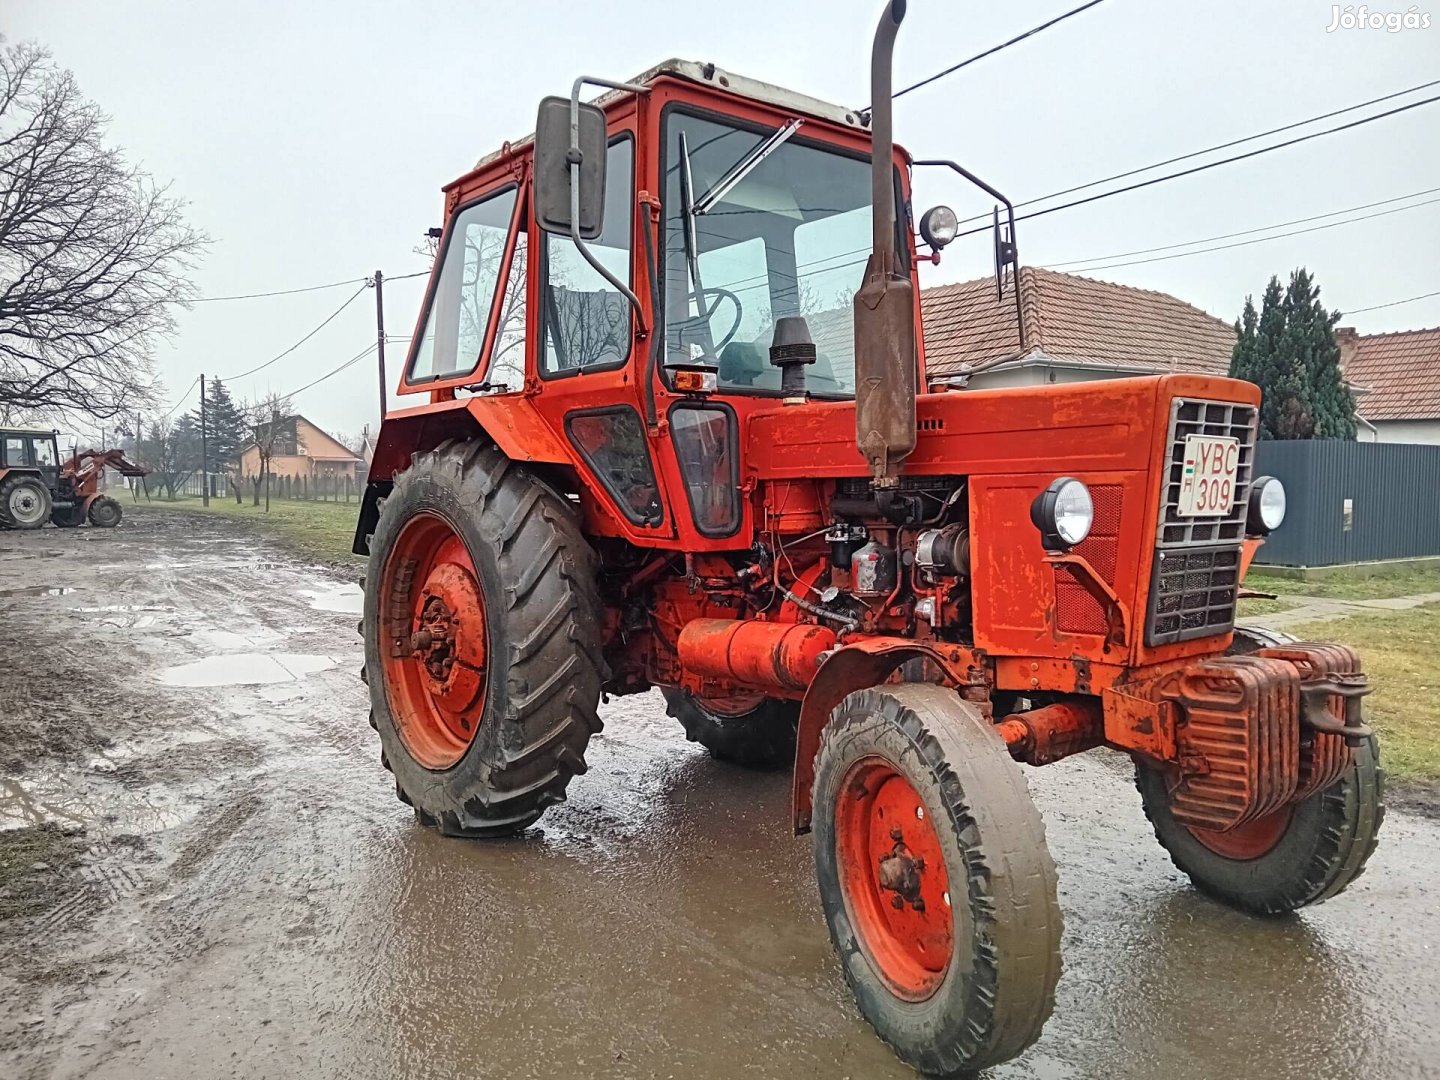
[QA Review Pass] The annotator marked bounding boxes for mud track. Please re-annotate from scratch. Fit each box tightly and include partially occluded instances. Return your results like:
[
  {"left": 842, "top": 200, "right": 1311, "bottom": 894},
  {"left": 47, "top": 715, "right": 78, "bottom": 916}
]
[{"left": 2, "top": 514, "right": 1439, "bottom": 1079}]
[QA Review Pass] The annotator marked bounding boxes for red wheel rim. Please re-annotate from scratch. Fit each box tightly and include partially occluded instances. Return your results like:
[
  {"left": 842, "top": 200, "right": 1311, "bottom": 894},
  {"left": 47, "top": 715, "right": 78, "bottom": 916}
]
[
  {"left": 1187, "top": 805, "right": 1293, "bottom": 860},
  {"left": 380, "top": 512, "right": 489, "bottom": 770},
  {"left": 835, "top": 756, "right": 954, "bottom": 1000}
]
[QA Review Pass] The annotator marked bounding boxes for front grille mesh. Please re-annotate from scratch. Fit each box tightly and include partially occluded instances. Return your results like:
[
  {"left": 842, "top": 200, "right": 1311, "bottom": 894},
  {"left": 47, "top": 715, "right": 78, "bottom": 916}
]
[
  {"left": 1157, "top": 399, "right": 1257, "bottom": 548},
  {"left": 1147, "top": 398, "right": 1258, "bottom": 646}
]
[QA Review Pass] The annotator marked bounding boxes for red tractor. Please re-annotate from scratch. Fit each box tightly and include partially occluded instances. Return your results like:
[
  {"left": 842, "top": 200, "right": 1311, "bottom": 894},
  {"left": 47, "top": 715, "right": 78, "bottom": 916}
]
[
  {"left": 0, "top": 428, "right": 139, "bottom": 529},
  {"left": 355, "top": 4, "right": 1382, "bottom": 1072}
]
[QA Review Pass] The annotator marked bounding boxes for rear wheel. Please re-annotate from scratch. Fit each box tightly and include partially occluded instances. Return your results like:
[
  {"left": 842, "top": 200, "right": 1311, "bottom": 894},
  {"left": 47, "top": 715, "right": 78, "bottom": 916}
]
[
  {"left": 660, "top": 687, "right": 797, "bottom": 768},
  {"left": 364, "top": 439, "right": 605, "bottom": 837},
  {"left": 1, "top": 476, "right": 51, "bottom": 530},
  {"left": 1135, "top": 735, "right": 1384, "bottom": 915},
  {"left": 87, "top": 496, "right": 122, "bottom": 528},
  {"left": 812, "top": 683, "right": 1061, "bottom": 1075}
]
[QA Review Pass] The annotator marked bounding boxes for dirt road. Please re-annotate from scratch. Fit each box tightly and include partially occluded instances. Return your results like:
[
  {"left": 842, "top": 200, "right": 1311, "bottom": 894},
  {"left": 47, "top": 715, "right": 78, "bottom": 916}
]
[{"left": 3, "top": 514, "right": 1439, "bottom": 1080}]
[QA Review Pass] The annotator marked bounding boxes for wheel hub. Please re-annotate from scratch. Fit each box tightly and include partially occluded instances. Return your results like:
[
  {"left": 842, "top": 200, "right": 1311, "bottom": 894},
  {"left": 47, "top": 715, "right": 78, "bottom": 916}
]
[
  {"left": 836, "top": 757, "right": 954, "bottom": 1000},
  {"left": 380, "top": 513, "right": 489, "bottom": 770}
]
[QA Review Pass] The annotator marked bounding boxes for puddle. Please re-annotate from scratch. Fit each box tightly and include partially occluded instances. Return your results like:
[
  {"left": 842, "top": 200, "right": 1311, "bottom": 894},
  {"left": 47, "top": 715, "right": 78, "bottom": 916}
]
[
  {"left": 300, "top": 583, "right": 363, "bottom": 615},
  {"left": 0, "top": 585, "right": 77, "bottom": 598},
  {"left": 157, "top": 653, "right": 339, "bottom": 687}
]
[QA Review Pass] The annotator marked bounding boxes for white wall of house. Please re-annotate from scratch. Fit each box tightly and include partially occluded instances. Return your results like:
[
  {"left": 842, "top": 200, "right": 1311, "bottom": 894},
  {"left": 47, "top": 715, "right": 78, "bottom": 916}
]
[
  {"left": 1356, "top": 418, "right": 1440, "bottom": 445},
  {"left": 959, "top": 353, "right": 1164, "bottom": 391}
]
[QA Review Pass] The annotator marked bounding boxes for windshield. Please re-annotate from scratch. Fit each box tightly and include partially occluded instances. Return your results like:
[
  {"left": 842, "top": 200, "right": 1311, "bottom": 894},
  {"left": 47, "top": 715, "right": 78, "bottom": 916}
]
[{"left": 663, "top": 112, "right": 889, "bottom": 396}]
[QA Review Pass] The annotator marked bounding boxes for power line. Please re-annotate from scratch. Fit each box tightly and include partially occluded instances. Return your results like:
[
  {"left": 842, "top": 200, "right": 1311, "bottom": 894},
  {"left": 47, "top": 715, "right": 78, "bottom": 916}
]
[
  {"left": 223, "top": 285, "right": 368, "bottom": 381},
  {"left": 1041, "top": 185, "right": 1440, "bottom": 268},
  {"left": 1067, "top": 195, "right": 1440, "bottom": 272},
  {"left": 952, "top": 78, "right": 1440, "bottom": 228},
  {"left": 281, "top": 343, "right": 379, "bottom": 400},
  {"left": 156, "top": 376, "right": 200, "bottom": 423},
  {"left": 893, "top": 0, "right": 1110, "bottom": 101},
  {"left": 381, "top": 270, "right": 431, "bottom": 282},
  {"left": 954, "top": 92, "right": 1440, "bottom": 239},
  {"left": 1346, "top": 290, "right": 1440, "bottom": 315},
  {"left": 191, "top": 277, "right": 365, "bottom": 303}
]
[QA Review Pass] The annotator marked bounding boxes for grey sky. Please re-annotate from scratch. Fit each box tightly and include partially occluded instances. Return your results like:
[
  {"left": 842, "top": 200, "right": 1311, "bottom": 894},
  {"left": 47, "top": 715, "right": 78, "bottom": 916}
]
[{"left": 9, "top": 0, "right": 1439, "bottom": 443}]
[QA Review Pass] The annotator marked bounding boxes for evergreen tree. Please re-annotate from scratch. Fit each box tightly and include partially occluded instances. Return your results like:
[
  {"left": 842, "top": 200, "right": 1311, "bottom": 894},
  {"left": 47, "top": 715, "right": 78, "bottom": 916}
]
[
  {"left": 1229, "top": 268, "right": 1355, "bottom": 440},
  {"left": 197, "top": 378, "right": 248, "bottom": 467}
]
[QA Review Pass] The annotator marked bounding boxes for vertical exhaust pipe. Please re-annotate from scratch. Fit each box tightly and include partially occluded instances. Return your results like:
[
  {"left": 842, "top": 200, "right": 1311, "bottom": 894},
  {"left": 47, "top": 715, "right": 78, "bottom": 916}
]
[{"left": 853, "top": 0, "right": 916, "bottom": 489}]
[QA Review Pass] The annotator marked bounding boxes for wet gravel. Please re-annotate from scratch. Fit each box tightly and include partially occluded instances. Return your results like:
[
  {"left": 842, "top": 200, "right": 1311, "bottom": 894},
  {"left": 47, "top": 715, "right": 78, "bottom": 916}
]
[{"left": 2, "top": 514, "right": 1438, "bottom": 1079}]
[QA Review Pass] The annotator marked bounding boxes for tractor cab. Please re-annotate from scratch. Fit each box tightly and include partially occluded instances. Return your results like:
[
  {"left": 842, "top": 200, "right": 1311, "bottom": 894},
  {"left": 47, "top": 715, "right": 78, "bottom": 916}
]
[{"left": 0, "top": 428, "right": 61, "bottom": 529}]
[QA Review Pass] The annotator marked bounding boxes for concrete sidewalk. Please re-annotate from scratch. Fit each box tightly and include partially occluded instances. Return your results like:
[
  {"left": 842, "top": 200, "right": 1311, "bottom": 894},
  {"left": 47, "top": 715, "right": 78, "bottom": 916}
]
[{"left": 1242, "top": 591, "right": 1440, "bottom": 630}]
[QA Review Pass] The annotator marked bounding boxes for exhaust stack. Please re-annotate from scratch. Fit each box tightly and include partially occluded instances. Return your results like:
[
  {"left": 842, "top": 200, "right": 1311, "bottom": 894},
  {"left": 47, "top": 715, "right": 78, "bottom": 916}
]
[{"left": 853, "top": 0, "right": 916, "bottom": 488}]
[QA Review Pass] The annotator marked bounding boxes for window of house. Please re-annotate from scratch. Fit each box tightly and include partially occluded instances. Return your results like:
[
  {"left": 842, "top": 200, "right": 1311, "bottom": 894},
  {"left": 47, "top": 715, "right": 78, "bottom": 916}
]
[
  {"left": 541, "top": 137, "right": 635, "bottom": 375},
  {"left": 408, "top": 187, "right": 519, "bottom": 382}
]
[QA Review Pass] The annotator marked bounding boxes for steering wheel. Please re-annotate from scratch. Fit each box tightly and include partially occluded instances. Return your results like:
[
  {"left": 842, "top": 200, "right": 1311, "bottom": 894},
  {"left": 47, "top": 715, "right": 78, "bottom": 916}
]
[{"left": 692, "top": 287, "right": 745, "bottom": 353}]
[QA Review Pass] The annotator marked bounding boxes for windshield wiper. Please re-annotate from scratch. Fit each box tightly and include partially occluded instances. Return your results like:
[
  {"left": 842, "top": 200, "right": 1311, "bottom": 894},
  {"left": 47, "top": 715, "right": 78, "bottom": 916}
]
[{"left": 690, "top": 118, "right": 805, "bottom": 217}]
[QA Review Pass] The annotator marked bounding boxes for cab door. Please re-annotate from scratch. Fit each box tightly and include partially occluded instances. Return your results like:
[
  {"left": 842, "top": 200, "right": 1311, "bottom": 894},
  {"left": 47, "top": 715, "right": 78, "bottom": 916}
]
[{"left": 29, "top": 435, "right": 59, "bottom": 492}]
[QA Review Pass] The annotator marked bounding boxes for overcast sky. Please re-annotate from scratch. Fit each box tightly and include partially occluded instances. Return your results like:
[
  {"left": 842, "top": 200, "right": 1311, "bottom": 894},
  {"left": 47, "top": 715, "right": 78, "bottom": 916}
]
[{"left": 10, "top": 0, "right": 1439, "bottom": 444}]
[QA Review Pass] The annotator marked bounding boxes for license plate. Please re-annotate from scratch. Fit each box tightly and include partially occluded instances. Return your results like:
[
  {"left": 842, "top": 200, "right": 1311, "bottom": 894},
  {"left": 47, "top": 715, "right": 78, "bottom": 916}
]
[{"left": 1177, "top": 435, "right": 1239, "bottom": 517}]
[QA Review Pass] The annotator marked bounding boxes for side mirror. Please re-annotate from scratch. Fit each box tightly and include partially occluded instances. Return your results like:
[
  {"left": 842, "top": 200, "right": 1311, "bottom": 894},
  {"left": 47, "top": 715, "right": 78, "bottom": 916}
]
[{"left": 534, "top": 96, "right": 607, "bottom": 240}]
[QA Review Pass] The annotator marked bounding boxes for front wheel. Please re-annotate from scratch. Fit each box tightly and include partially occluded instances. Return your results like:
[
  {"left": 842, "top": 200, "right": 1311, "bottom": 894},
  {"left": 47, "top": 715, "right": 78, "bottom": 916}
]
[
  {"left": 87, "top": 496, "right": 123, "bottom": 528},
  {"left": 812, "top": 683, "right": 1061, "bottom": 1076},
  {"left": 1136, "top": 735, "right": 1385, "bottom": 915}
]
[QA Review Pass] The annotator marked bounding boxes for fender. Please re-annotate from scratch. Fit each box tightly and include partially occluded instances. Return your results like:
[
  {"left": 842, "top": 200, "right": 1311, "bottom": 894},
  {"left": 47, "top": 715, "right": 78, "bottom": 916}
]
[
  {"left": 792, "top": 636, "right": 988, "bottom": 834},
  {"left": 354, "top": 396, "right": 575, "bottom": 555}
]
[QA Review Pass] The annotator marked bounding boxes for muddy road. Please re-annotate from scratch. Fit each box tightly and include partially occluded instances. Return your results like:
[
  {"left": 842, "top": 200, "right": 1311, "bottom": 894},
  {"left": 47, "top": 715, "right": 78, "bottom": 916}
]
[{"left": 2, "top": 513, "right": 1438, "bottom": 1080}]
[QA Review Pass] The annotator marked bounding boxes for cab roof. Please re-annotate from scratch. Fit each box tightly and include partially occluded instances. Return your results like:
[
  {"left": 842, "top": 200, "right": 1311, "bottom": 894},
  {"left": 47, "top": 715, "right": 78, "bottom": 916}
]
[{"left": 475, "top": 59, "right": 870, "bottom": 170}]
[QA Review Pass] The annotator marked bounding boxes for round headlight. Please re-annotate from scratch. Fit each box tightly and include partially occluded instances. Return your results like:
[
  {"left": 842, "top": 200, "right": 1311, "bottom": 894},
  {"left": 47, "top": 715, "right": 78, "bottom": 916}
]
[
  {"left": 1248, "top": 476, "right": 1286, "bottom": 534},
  {"left": 1031, "top": 477, "right": 1094, "bottom": 551},
  {"left": 920, "top": 205, "right": 959, "bottom": 249}
]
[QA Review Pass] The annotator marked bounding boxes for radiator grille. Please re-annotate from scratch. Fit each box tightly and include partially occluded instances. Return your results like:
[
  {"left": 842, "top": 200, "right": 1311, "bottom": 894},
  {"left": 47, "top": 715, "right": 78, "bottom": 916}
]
[
  {"left": 1156, "top": 399, "right": 1258, "bottom": 549},
  {"left": 1147, "top": 397, "right": 1257, "bottom": 646}
]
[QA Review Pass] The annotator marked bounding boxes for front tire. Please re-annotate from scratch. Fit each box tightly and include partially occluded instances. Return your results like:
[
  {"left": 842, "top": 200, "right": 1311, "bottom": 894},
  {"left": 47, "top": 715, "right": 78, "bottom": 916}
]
[
  {"left": 660, "top": 687, "right": 797, "bottom": 768},
  {"left": 87, "top": 496, "right": 123, "bottom": 528},
  {"left": 364, "top": 440, "right": 605, "bottom": 837},
  {"left": 1136, "top": 735, "right": 1384, "bottom": 915},
  {"left": 812, "top": 683, "right": 1061, "bottom": 1076},
  {"left": 1, "top": 476, "right": 52, "bottom": 530}
]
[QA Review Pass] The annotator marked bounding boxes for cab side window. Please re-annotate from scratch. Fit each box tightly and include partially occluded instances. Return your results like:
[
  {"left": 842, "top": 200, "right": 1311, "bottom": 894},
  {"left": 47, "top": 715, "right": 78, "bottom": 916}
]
[
  {"left": 4, "top": 437, "right": 27, "bottom": 466},
  {"left": 30, "top": 439, "right": 56, "bottom": 467},
  {"left": 541, "top": 137, "right": 634, "bottom": 376}
]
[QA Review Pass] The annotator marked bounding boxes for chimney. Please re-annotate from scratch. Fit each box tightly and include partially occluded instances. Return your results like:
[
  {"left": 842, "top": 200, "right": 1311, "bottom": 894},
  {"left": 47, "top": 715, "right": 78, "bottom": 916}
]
[{"left": 1335, "top": 326, "right": 1361, "bottom": 375}]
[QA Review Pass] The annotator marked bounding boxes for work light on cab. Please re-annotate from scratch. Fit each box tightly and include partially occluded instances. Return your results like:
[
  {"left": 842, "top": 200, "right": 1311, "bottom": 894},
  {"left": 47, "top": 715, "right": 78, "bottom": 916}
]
[
  {"left": 1248, "top": 475, "right": 1287, "bottom": 534},
  {"left": 1031, "top": 477, "right": 1094, "bottom": 550},
  {"left": 919, "top": 204, "right": 959, "bottom": 249}
]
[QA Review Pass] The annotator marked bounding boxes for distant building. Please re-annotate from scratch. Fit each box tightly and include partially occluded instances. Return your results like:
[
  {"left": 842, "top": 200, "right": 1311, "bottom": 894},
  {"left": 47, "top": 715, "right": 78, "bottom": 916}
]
[
  {"left": 238, "top": 414, "right": 364, "bottom": 482},
  {"left": 1339, "top": 326, "right": 1440, "bottom": 445},
  {"left": 920, "top": 267, "right": 1236, "bottom": 388}
]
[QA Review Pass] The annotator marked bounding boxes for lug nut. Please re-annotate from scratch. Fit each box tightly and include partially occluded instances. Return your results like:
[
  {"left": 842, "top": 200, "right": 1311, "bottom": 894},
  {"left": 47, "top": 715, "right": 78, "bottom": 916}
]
[
  {"left": 890, "top": 827, "right": 904, "bottom": 842},
  {"left": 891, "top": 895, "right": 905, "bottom": 910}
]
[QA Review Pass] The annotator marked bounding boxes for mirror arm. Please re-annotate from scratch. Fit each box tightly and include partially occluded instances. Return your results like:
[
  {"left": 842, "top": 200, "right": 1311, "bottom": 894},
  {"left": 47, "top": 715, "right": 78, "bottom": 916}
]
[{"left": 568, "top": 76, "right": 651, "bottom": 336}]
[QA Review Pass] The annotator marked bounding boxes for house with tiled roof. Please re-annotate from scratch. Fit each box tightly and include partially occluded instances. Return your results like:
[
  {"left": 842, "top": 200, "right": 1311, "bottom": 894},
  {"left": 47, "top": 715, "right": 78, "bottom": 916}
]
[
  {"left": 1338, "top": 326, "right": 1440, "bottom": 445},
  {"left": 920, "top": 267, "right": 1236, "bottom": 388}
]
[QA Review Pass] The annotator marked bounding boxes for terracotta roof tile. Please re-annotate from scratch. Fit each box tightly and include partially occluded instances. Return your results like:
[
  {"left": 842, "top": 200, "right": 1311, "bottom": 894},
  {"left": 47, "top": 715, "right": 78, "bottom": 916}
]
[
  {"left": 1343, "top": 327, "right": 1440, "bottom": 421},
  {"left": 920, "top": 267, "right": 1236, "bottom": 378}
]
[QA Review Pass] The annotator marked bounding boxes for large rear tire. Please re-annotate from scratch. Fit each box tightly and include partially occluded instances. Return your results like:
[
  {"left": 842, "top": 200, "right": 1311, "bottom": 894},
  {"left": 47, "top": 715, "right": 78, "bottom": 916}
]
[
  {"left": 1, "top": 476, "right": 52, "bottom": 530},
  {"left": 660, "top": 687, "right": 797, "bottom": 769},
  {"left": 1135, "top": 735, "right": 1384, "bottom": 915},
  {"left": 812, "top": 683, "right": 1061, "bottom": 1075},
  {"left": 363, "top": 439, "right": 605, "bottom": 837}
]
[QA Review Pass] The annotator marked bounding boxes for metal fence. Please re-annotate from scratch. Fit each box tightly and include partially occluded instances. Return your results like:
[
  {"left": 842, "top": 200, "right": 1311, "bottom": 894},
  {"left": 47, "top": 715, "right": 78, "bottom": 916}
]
[{"left": 1252, "top": 440, "right": 1440, "bottom": 567}]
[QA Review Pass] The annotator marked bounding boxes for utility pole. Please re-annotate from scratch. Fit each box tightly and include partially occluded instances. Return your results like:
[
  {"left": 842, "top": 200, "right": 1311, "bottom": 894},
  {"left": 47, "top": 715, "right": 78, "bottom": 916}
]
[
  {"left": 373, "top": 270, "right": 387, "bottom": 422},
  {"left": 200, "top": 373, "right": 210, "bottom": 506}
]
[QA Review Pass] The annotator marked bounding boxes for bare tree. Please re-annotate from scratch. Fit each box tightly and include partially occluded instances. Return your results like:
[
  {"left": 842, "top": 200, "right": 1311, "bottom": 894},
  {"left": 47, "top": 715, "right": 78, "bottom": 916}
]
[
  {"left": 244, "top": 392, "right": 297, "bottom": 512},
  {"left": 0, "top": 42, "right": 205, "bottom": 421}
]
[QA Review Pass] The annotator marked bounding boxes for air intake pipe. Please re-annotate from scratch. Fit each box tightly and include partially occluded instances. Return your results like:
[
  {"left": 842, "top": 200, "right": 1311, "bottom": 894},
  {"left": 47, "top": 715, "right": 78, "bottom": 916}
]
[{"left": 853, "top": 0, "right": 917, "bottom": 489}]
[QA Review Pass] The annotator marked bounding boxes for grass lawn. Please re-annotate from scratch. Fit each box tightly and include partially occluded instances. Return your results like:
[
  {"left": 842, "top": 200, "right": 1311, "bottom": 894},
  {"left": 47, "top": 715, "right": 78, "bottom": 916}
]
[
  {"left": 129, "top": 495, "right": 363, "bottom": 568},
  {"left": 1289, "top": 602, "right": 1440, "bottom": 786},
  {"left": 1247, "top": 564, "right": 1440, "bottom": 602}
]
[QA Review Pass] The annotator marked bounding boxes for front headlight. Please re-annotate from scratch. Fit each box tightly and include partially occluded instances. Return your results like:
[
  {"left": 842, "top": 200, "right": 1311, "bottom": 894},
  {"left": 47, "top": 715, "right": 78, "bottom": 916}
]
[
  {"left": 919, "top": 205, "right": 959, "bottom": 249},
  {"left": 1031, "top": 477, "right": 1094, "bottom": 551},
  {"left": 1248, "top": 476, "right": 1286, "bottom": 534}
]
